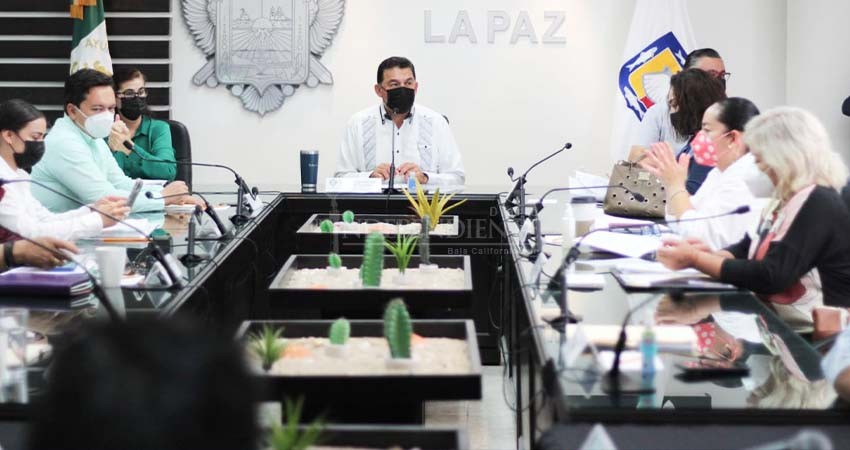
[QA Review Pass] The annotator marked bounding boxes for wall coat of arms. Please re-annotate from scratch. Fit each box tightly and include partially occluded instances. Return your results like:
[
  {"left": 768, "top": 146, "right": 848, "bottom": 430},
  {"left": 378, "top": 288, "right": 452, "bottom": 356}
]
[{"left": 182, "top": 0, "right": 345, "bottom": 115}]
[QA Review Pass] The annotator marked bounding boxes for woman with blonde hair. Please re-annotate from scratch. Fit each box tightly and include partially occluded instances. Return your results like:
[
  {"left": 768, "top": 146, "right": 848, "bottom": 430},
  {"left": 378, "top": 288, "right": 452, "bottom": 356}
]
[{"left": 657, "top": 107, "right": 850, "bottom": 330}]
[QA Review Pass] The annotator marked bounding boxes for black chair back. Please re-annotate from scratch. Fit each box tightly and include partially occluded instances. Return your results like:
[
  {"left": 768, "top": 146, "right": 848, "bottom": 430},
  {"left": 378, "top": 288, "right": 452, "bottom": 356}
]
[{"left": 166, "top": 119, "right": 192, "bottom": 187}]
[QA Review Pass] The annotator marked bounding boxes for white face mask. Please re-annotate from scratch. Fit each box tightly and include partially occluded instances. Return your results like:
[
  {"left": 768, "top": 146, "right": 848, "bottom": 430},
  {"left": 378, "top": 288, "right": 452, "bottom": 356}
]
[{"left": 73, "top": 105, "right": 114, "bottom": 139}]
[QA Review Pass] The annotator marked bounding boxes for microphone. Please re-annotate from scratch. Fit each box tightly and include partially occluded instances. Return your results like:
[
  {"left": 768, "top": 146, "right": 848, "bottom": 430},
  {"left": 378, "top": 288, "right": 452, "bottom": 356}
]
[
  {"left": 746, "top": 429, "right": 833, "bottom": 450},
  {"left": 507, "top": 167, "right": 516, "bottom": 181},
  {"left": 542, "top": 205, "right": 753, "bottom": 329},
  {"left": 384, "top": 109, "right": 399, "bottom": 195},
  {"left": 122, "top": 141, "right": 259, "bottom": 225},
  {"left": 504, "top": 142, "right": 572, "bottom": 224},
  {"left": 145, "top": 191, "right": 231, "bottom": 239},
  {"left": 843, "top": 96, "right": 850, "bottom": 117},
  {"left": 0, "top": 227, "right": 120, "bottom": 322},
  {"left": 0, "top": 178, "right": 185, "bottom": 289}
]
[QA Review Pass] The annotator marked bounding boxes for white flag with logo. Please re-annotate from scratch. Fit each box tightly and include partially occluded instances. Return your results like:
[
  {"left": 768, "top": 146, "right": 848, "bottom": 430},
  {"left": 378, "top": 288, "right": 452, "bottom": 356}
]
[{"left": 609, "top": 0, "right": 696, "bottom": 162}]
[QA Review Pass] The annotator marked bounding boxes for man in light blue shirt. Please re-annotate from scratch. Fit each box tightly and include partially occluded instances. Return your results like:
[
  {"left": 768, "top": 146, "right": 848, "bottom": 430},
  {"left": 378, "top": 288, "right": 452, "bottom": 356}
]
[{"left": 32, "top": 69, "right": 195, "bottom": 213}]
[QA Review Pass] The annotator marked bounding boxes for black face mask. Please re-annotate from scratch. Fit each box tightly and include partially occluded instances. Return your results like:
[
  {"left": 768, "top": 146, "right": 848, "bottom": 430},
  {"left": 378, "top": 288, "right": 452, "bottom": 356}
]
[
  {"left": 120, "top": 97, "right": 147, "bottom": 121},
  {"left": 385, "top": 87, "right": 415, "bottom": 115},
  {"left": 13, "top": 139, "right": 45, "bottom": 171}
]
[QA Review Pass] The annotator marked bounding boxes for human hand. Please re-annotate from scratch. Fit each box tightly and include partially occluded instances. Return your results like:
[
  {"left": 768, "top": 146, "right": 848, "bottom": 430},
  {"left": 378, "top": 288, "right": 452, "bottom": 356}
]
[
  {"left": 656, "top": 238, "right": 700, "bottom": 271},
  {"left": 12, "top": 238, "right": 79, "bottom": 269},
  {"left": 397, "top": 162, "right": 428, "bottom": 184},
  {"left": 370, "top": 163, "right": 391, "bottom": 180},
  {"left": 108, "top": 121, "right": 133, "bottom": 155},
  {"left": 94, "top": 195, "right": 127, "bottom": 212},
  {"left": 642, "top": 142, "right": 688, "bottom": 189},
  {"left": 655, "top": 297, "right": 706, "bottom": 325},
  {"left": 98, "top": 201, "right": 131, "bottom": 227}
]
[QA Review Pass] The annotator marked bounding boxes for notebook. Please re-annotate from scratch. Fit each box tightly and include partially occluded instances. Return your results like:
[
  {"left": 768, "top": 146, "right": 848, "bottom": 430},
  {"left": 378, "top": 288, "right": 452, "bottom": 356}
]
[{"left": 0, "top": 267, "right": 93, "bottom": 297}]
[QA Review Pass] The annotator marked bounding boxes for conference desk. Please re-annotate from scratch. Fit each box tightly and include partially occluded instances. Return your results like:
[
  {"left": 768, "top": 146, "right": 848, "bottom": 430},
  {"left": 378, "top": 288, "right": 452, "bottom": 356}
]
[{"left": 497, "top": 192, "right": 850, "bottom": 449}]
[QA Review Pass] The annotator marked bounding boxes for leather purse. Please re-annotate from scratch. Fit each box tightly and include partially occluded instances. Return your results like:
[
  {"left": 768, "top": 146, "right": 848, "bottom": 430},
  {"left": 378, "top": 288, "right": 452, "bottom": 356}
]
[{"left": 603, "top": 156, "right": 667, "bottom": 218}]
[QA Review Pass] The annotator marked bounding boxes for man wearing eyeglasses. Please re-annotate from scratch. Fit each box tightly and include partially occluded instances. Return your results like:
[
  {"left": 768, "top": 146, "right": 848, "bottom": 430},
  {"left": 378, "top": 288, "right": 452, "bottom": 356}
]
[
  {"left": 108, "top": 67, "right": 177, "bottom": 182},
  {"left": 633, "top": 48, "right": 730, "bottom": 154}
]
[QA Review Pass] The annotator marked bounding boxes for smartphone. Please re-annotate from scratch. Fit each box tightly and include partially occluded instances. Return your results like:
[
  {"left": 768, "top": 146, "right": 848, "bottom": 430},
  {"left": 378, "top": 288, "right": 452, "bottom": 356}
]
[
  {"left": 676, "top": 359, "right": 749, "bottom": 380},
  {"left": 127, "top": 179, "right": 144, "bottom": 208}
]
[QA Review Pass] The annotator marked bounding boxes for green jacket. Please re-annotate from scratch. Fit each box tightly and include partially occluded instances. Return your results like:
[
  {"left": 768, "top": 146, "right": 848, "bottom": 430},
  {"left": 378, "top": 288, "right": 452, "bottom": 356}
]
[{"left": 112, "top": 116, "right": 177, "bottom": 181}]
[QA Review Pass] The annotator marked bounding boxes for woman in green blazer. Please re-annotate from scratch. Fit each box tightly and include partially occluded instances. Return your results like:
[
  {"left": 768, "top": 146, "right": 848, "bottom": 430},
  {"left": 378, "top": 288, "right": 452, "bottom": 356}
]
[{"left": 108, "top": 67, "right": 177, "bottom": 182}]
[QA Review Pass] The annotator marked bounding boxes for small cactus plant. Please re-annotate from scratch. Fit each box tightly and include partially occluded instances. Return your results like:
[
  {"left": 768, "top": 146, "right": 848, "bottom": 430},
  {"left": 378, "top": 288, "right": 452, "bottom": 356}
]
[
  {"left": 384, "top": 299, "right": 412, "bottom": 359},
  {"left": 248, "top": 324, "right": 286, "bottom": 372},
  {"left": 342, "top": 210, "right": 355, "bottom": 224},
  {"left": 327, "top": 252, "right": 342, "bottom": 269},
  {"left": 419, "top": 215, "right": 432, "bottom": 265},
  {"left": 319, "top": 219, "right": 334, "bottom": 233},
  {"left": 360, "top": 232, "right": 384, "bottom": 287},
  {"left": 329, "top": 318, "right": 350, "bottom": 345}
]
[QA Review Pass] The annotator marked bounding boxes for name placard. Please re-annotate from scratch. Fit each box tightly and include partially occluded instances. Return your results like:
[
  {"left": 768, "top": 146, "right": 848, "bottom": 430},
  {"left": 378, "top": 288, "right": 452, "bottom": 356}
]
[{"left": 325, "top": 178, "right": 383, "bottom": 194}]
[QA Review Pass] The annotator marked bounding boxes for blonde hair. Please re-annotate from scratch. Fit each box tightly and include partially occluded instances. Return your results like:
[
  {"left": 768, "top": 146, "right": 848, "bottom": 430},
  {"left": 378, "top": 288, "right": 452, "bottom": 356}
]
[{"left": 743, "top": 107, "right": 848, "bottom": 201}]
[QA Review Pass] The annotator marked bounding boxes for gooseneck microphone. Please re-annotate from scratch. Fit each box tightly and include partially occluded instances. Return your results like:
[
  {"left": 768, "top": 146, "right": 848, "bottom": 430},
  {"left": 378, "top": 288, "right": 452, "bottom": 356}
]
[
  {"left": 603, "top": 294, "right": 664, "bottom": 395},
  {"left": 145, "top": 191, "right": 231, "bottom": 239},
  {"left": 504, "top": 142, "right": 572, "bottom": 224},
  {"left": 123, "top": 141, "right": 258, "bottom": 225},
  {"left": 0, "top": 225, "right": 120, "bottom": 321},
  {"left": 0, "top": 178, "right": 185, "bottom": 289}
]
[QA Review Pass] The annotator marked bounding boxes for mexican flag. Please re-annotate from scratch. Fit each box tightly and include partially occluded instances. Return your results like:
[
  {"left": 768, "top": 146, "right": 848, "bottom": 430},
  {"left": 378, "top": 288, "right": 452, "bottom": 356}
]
[{"left": 69, "top": 0, "right": 113, "bottom": 75}]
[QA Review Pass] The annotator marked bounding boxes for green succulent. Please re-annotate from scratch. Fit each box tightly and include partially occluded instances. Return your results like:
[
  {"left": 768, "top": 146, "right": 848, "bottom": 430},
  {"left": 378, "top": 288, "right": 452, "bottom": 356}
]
[
  {"left": 385, "top": 234, "right": 419, "bottom": 274},
  {"left": 403, "top": 179, "right": 466, "bottom": 230},
  {"left": 329, "top": 318, "right": 350, "bottom": 345},
  {"left": 319, "top": 219, "right": 334, "bottom": 233},
  {"left": 327, "top": 252, "right": 342, "bottom": 269},
  {"left": 267, "top": 397, "right": 325, "bottom": 450},
  {"left": 360, "top": 232, "right": 384, "bottom": 287},
  {"left": 342, "top": 210, "right": 355, "bottom": 224},
  {"left": 248, "top": 324, "right": 286, "bottom": 372},
  {"left": 383, "top": 298, "right": 412, "bottom": 359}
]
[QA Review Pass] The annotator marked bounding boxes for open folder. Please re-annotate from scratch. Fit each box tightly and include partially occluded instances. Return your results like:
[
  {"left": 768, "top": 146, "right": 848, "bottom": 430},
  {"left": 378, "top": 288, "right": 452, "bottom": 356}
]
[
  {"left": 612, "top": 268, "right": 738, "bottom": 291},
  {"left": 0, "top": 267, "right": 93, "bottom": 297}
]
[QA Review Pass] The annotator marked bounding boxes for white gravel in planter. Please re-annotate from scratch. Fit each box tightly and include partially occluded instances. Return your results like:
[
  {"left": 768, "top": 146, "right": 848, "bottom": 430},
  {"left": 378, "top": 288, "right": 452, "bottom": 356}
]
[{"left": 280, "top": 267, "right": 466, "bottom": 290}]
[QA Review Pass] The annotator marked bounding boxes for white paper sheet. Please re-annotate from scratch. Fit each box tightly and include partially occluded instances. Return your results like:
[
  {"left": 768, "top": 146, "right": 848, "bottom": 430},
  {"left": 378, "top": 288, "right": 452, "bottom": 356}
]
[{"left": 578, "top": 231, "right": 661, "bottom": 258}]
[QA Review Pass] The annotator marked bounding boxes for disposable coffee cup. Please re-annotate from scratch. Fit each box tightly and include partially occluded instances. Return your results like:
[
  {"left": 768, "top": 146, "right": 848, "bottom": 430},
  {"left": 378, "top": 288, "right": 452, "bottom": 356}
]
[
  {"left": 571, "top": 196, "right": 597, "bottom": 236},
  {"left": 95, "top": 247, "right": 127, "bottom": 288},
  {"left": 300, "top": 150, "right": 319, "bottom": 193}
]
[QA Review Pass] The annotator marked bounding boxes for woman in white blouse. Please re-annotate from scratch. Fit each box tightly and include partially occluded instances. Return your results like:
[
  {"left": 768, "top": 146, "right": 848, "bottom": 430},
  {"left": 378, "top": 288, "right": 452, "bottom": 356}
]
[
  {"left": 0, "top": 99, "right": 129, "bottom": 241},
  {"left": 642, "top": 97, "right": 773, "bottom": 250}
]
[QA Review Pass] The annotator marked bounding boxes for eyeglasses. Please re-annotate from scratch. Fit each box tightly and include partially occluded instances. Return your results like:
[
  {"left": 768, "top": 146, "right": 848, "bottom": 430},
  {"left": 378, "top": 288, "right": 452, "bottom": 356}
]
[
  {"left": 706, "top": 70, "right": 732, "bottom": 81},
  {"left": 116, "top": 88, "right": 148, "bottom": 99}
]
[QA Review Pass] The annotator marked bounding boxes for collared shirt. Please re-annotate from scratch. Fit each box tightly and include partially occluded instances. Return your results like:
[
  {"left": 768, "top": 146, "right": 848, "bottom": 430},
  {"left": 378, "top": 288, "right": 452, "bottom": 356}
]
[
  {"left": 335, "top": 103, "right": 465, "bottom": 186},
  {"left": 0, "top": 157, "right": 102, "bottom": 240},
  {"left": 111, "top": 115, "right": 177, "bottom": 181},
  {"left": 668, "top": 153, "right": 766, "bottom": 250},
  {"left": 31, "top": 116, "right": 164, "bottom": 213}
]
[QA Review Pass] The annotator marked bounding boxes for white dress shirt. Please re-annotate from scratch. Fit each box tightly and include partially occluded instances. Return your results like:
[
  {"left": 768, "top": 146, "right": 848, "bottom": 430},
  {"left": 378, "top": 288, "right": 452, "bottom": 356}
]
[
  {"left": 0, "top": 158, "right": 102, "bottom": 241},
  {"left": 335, "top": 104, "right": 465, "bottom": 186},
  {"left": 668, "top": 153, "right": 766, "bottom": 250}
]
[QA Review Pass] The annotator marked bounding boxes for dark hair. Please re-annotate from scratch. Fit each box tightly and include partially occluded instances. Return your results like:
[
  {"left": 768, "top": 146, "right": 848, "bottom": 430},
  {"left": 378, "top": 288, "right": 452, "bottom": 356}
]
[
  {"left": 684, "top": 48, "right": 722, "bottom": 69},
  {"left": 377, "top": 56, "right": 416, "bottom": 84},
  {"left": 64, "top": 68, "right": 114, "bottom": 109},
  {"left": 112, "top": 66, "right": 147, "bottom": 90},
  {"left": 0, "top": 99, "right": 44, "bottom": 133},
  {"left": 714, "top": 97, "right": 760, "bottom": 133},
  {"left": 669, "top": 69, "right": 727, "bottom": 139},
  {"left": 28, "top": 319, "right": 258, "bottom": 450}
]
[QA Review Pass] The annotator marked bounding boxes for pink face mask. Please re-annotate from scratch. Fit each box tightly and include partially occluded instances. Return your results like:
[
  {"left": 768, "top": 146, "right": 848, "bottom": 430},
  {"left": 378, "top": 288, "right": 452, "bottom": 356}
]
[{"left": 691, "top": 130, "right": 730, "bottom": 167}]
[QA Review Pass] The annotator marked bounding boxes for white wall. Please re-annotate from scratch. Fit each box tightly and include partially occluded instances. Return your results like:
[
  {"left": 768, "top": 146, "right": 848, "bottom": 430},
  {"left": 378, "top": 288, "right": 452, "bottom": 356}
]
[
  {"left": 787, "top": 0, "right": 850, "bottom": 165},
  {"left": 171, "top": 0, "right": 790, "bottom": 187}
]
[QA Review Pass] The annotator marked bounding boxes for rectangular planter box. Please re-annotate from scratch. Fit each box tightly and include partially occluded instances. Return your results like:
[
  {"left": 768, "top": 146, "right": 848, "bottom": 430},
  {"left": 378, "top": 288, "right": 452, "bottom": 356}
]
[
  {"left": 268, "top": 254, "right": 473, "bottom": 316},
  {"left": 238, "top": 319, "right": 482, "bottom": 424},
  {"left": 305, "top": 425, "right": 468, "bottom": 450},
  {"left": 295, "top": 213, "right": 459, "bottom": 255}
]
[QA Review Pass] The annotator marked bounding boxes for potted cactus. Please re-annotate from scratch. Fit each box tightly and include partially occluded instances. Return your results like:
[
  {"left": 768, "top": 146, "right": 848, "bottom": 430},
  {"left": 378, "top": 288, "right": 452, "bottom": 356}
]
[
  {"left": 326, "top": 252, "right": 342, "bottom": 275},
  {"left": 384, "top": 298, "right": 414, "bottom": 370},
  {"left": 359, "top": 232, "right": 384, "bottom": 287},
  {"left": 326, "top": 317, "right": 350, "bottom": 358},
  {"left": 384, "top": 234, "right": 418, "bottom": 284},
  {"left": 249, "top": 324, "right": 286, "bottom": 372},
  {"left": 418, "top": 215, "right": 438, "bottom": 273}
]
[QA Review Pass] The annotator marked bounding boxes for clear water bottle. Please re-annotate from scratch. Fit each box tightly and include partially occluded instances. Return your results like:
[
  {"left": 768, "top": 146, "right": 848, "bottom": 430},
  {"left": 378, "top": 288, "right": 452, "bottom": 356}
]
[
  {"left": 408, "top": 171, "right": 418, "bottom": 191},
  {"left": 561, "top": 201, "right": 576, "bottom": 259}
]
